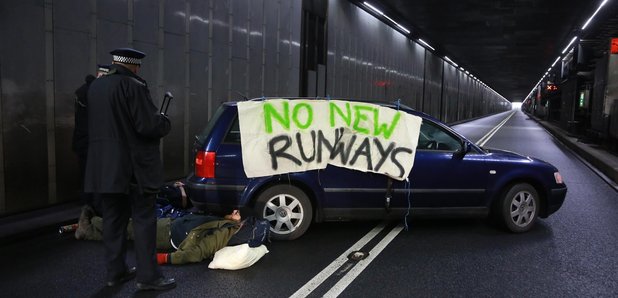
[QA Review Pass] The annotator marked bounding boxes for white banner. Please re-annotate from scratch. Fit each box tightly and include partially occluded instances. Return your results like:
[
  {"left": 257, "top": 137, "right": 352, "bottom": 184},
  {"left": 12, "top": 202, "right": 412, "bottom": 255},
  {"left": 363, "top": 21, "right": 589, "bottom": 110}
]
[{"left": 237, "top": 99, "right": 421, "bottom": 181}]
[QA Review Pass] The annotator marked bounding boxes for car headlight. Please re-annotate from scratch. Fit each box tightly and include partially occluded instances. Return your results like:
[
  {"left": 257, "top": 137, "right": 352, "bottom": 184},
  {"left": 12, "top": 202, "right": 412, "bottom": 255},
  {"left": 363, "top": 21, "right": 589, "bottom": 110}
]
[{"left": 554, "top": 172, "right": 563, "bottom": 184}]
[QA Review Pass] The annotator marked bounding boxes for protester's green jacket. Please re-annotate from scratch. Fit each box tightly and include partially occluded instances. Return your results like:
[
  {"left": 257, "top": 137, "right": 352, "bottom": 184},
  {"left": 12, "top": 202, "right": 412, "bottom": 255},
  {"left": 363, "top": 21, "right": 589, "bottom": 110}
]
[{"left": 168, "top": 219, "right": 240, "bottom": 265}]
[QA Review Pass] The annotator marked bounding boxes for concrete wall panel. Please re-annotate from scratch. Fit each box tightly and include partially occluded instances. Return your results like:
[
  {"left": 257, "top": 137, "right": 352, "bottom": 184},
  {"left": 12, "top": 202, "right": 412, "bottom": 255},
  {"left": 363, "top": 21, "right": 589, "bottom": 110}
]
[
  {"left": 0, "top": 0, "right": 48, "bottom": 213},
  {"left": 134, "top": 0, "right": 159, "bottom": 45},
  {"left": 423, "top": 52, "right": 443, "bottom": 117}
]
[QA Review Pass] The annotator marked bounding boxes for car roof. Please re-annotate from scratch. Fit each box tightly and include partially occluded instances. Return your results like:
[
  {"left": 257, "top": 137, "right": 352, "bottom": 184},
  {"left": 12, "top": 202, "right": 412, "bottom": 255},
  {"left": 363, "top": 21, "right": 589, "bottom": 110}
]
[
  {"left": 222, "top": 97, "right": 437, "bottom": 121},
  {"left": 219, "top": 97, "right": 483, "bottom": 154}
]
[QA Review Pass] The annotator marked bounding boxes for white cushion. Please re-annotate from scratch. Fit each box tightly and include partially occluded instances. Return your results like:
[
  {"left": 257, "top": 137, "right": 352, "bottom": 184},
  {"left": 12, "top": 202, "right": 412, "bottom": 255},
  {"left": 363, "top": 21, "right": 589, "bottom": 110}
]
[{"left": 208, "top": 244, "right": 269, "bottom": 270}]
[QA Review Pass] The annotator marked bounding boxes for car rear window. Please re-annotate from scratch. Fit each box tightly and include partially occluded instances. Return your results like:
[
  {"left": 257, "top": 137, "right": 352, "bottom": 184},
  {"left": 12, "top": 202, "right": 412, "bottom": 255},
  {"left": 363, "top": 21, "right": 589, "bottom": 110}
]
[
  {"left": 223, "top": 117, "right": 241, "bottom": 143},
  {"left": 196, "top": 105, "right": 226, "bottom": 145}
]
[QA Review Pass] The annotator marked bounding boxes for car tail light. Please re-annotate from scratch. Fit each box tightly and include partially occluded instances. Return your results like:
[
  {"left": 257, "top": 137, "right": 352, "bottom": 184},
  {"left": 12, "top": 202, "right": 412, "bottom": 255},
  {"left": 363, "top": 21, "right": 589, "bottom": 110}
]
[
  {"left": 195, "top": 151, "right": 216, "bottom": 178},
  {"left": 554, "top": 172, "right": 563, "bottom": 184}
]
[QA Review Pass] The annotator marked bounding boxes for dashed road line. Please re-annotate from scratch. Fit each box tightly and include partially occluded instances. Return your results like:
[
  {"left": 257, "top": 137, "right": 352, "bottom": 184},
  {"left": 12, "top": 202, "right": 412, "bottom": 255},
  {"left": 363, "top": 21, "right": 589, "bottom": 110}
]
[
  {"left": 289, "top": 222, "right": 387, "bottom": 298},
  {"left": 476, "top": 110, "right": 515, "bottom": 147},
  {"left": 290, "top": 222, "right": 404, "bottom": 298},
  {"left": 323, "top": 223, "right": 404, "bottom": 298}
]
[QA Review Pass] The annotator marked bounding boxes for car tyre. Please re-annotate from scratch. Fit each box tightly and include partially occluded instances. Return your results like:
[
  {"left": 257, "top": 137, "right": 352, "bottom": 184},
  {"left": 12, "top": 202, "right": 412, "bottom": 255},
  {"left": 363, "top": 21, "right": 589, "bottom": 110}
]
[
  {"left": 255, "top": 185, "right": 312, "bottom": 240},
  {"left": 498, "top": 183, "right": 539, "bottom": 233}
]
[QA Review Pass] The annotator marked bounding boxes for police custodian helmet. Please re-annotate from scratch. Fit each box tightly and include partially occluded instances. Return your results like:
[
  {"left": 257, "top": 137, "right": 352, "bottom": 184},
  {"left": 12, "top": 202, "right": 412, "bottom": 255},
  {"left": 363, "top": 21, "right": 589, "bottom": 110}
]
[{"left": 110, "top": 48, "right": 146, "bottom": 65}]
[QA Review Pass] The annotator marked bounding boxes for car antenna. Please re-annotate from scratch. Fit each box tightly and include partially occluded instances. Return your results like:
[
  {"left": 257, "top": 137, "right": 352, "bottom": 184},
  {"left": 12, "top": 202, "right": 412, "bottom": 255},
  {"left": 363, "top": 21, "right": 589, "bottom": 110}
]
[{"left": 234, "top": 90, "right": 249, "bottom": 101}]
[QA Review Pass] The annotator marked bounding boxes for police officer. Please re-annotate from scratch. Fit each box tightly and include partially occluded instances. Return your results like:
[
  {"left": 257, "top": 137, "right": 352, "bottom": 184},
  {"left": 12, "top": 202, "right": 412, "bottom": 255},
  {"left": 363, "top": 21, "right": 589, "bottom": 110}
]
[
  {"left": 85, "top": 48, "right": 175, "bottom": 291},
  {"left": 73, "top": 64, "right": 109, "bottom": 214}
]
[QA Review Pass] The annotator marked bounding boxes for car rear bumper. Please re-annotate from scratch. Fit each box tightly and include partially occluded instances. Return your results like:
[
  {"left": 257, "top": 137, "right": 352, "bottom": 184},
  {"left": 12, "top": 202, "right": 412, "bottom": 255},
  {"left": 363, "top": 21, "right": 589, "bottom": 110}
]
[{"left": 185, "top": 176, "right": 247, "bottom": 210}]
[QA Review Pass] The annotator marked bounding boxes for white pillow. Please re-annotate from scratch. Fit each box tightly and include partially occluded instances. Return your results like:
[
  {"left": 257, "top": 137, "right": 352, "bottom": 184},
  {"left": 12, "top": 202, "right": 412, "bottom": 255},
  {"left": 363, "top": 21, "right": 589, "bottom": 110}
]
[{"left": 208, "top": 244, "right": 269, "bottom": 270}]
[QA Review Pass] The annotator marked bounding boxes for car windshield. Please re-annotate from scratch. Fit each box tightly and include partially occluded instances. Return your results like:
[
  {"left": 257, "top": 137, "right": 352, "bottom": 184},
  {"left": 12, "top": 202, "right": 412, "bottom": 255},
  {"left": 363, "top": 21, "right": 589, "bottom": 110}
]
[
  {"left": 196, "top": 105, "right": 225, "bottom": 145},
  {"left": 417, "top": 120, "right": 462, "bottom": 151}
]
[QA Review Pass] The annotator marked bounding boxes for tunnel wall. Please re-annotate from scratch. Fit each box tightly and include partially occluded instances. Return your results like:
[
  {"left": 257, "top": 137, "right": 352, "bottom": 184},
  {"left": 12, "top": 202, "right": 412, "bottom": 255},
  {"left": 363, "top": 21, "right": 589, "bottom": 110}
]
[
  {"left": 0, "top": 0, "right": 509, "bottom": 215},
  {"left": 326, "top": 0, "right": 510, "bottom": 124},
  {"left": 0, "top": 0, "right": 302, "bottom": 214}
]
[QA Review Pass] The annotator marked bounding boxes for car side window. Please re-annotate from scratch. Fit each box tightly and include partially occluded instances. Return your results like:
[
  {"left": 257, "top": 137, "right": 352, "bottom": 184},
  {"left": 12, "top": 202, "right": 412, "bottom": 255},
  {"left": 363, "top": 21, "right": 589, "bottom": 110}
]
[
  {"left": 223, "top": 117, "right": 241, "bottom": 144},
  {"left": 416, "top": 120, "right": 462, "bottom": 151}
]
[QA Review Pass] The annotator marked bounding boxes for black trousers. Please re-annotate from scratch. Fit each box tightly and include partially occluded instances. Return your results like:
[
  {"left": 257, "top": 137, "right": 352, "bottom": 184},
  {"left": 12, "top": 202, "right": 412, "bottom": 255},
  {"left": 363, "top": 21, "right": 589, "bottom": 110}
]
[
  {"left": 101, "top": 187, "right": 162, "bottom": 283},
  {"left": 77, "top": 150, "right": 102, "bottom": 214}
]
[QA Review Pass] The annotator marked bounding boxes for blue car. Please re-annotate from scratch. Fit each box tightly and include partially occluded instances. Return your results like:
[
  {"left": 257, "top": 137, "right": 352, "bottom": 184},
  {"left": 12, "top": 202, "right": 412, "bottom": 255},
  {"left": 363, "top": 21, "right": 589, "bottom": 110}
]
[{"left": 186, "top": 99, "right": 567, "bottom": 240}]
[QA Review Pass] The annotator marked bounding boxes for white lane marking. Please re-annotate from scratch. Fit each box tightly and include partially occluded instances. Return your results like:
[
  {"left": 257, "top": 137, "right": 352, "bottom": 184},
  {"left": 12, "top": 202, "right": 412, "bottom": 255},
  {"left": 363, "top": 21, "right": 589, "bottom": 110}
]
[
  {"left": 323, "top": 224, "right": 405, "bottom": 298},
  {"left": 289, "top": 222, "right": 387, "bottom": 298},
  {"left": 476, "top": 111, "right": 516, "bottom": 147}
]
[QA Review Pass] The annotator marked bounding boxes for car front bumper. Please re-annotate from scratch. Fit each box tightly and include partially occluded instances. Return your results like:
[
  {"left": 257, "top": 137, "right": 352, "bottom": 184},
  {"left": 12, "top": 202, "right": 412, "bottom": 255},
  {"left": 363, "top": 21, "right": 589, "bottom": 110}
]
[{"left": 546, "top": 185, "right": 567, "bottom": 216}]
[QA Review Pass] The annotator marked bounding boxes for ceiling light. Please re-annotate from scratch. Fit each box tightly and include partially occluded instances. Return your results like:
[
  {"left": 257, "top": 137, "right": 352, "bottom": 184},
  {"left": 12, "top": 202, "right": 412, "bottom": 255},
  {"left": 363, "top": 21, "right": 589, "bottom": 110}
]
[
  {"left": 444, "top": 56, "right": 458, "bottom": 67},
  {"left": 363, "top": 2, "right": 383, "bottom": 15},
  {"left": 418, "top": 39, "right": 435, "bottom": 51},
  {"left": 363, "top": 2, "right": 410, "bottom": 35},
  {"left": 581, "top": 0, "right": 609, "bottom": 30},
  {"left": 551, "top": 56, "right": 561, "bottom": 67},
  {"left": 394, "top": 23, "right": 410, "bottom": 34},
  {"left": 561, "top": 36, "right": 578, "bottom": 54},
  {"left": 382, "top": 13, "right": 396, "bottom": 23}
]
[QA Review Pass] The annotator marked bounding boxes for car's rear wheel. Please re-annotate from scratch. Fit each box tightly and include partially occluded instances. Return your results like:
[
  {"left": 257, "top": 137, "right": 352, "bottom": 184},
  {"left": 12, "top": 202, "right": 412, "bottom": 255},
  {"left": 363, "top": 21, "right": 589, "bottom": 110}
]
[
  {"left": 255, "top": 185, "right": 312, "bottom": 240},
  {"left": 498, "top": 183, "right": 539, "bottom": 233}
]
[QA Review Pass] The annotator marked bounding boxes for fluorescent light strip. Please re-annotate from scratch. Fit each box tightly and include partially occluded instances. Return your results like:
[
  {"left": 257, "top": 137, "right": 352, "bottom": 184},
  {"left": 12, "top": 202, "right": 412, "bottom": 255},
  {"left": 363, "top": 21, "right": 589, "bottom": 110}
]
[
  {"left": 582, "top": 0, "right": 609, "bottom": 30},
  {"left": 382, "top": 14, "right": 397, "bottom": 24},
  {"left": 418, "top": 39, "right": 435, "bottom": 51},
  {"left": 395, "top": 23, "right": 411, "bottom": 34},
  {"left": 364, "top": 2, "right": 410, "bottom": 34},
  {"left": 561, "top": 36, "right": 578, "bottom": 54},
  {"left": 551, "top": 56, "right": 561, "bottom": 67},
  {"left": 444, "top": 56, "right": 458, "bottom": 67},
  {"left": 363, "top": 2, "right": 383, "bottom": 15}
]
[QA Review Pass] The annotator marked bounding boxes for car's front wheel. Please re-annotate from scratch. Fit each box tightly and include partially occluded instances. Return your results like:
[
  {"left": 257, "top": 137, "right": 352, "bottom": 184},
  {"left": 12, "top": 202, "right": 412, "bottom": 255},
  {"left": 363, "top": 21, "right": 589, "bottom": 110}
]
[
  {"left": 498, "top": 183, "right": 540, "bottom": 233},
  {"left": 255, "top": 185, "right": 312, "bottom": 240}
]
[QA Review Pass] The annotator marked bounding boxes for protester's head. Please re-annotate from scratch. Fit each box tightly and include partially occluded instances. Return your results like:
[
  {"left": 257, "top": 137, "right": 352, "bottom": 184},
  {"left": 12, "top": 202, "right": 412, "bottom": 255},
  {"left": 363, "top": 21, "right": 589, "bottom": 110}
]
[
  {"left": 224, "top": 209, "right": 241, "bottom": 222},
  {"left": 84, "top": 74, "right": 96, "bottom": 84},
  {"left": 109, "top": 48, "right": 146, "bottom": 74},
  {"left": 96, "top": 64, "right": 110, "bottom": 78}
]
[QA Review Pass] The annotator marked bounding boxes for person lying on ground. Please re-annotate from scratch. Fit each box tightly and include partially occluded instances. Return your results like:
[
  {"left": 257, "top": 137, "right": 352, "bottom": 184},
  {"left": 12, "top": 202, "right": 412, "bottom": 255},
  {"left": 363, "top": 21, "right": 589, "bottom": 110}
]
[
  {"left": 74, "top": 204, "right": 176, "bottom": 251},
  {"left": 74, "top": 180, "right": 190, "bottom": 240},
  {"left": 74, "top": 205, "right": 253, "bottom": 265},
  {"left": 157, "top": 209, "right": 243, "bottom": 265}
]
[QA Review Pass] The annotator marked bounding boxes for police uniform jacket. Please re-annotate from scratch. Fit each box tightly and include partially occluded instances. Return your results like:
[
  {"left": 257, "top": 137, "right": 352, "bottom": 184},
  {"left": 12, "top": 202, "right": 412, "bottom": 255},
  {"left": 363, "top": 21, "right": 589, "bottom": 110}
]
[
  {"left": 84, "top": 64, "right": 171, "bottom": 194},
  {"left": 72, "top": 75, "right": 95, "bottom": 153}
]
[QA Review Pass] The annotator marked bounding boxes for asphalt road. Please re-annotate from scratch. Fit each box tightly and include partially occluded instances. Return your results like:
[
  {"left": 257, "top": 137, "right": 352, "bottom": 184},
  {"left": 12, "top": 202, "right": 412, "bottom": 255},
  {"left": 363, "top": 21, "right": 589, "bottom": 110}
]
[{"left": 1, "top": 108, "right": 616, "bottom": 297}]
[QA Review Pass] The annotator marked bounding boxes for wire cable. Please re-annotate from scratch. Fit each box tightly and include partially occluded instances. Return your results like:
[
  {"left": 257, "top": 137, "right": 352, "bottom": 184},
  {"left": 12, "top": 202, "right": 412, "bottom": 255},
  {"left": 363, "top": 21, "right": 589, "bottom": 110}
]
[{"left": 404, "top": 177, "right": 412, "bottom": 231}]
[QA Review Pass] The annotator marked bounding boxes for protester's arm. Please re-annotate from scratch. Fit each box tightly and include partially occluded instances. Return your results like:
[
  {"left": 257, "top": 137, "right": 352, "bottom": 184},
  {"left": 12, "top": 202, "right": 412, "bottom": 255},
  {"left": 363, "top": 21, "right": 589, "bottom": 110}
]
[{"left": 174, "top": 182, "right": 188, "bottom": 208}]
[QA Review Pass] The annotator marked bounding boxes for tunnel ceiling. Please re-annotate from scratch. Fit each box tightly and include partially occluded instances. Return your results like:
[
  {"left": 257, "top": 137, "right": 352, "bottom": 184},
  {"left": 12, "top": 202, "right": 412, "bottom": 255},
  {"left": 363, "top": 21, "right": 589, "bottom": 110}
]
[{"left": 362, "top": 0, "right": 618, "bottom": 102}]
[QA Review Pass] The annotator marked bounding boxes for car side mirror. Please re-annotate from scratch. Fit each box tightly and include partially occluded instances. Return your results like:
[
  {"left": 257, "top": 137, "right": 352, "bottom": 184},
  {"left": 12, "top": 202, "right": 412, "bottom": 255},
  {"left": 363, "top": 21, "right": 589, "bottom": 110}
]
[{"left": 454, "top": 141, "right": 471, "bottom": 159}]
